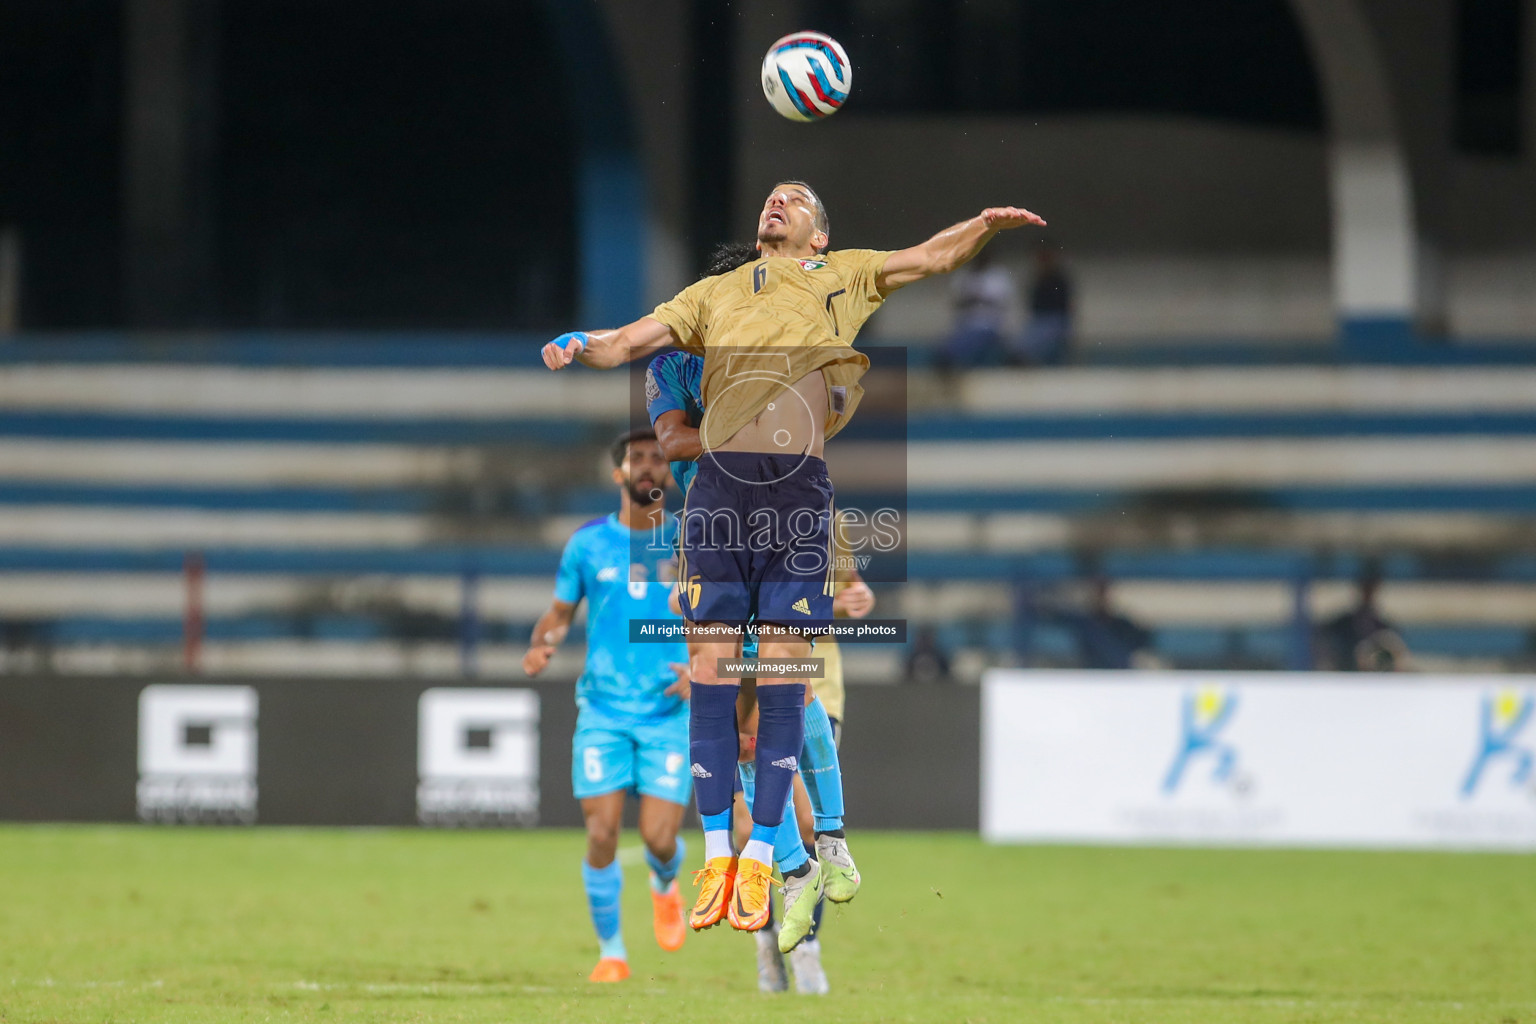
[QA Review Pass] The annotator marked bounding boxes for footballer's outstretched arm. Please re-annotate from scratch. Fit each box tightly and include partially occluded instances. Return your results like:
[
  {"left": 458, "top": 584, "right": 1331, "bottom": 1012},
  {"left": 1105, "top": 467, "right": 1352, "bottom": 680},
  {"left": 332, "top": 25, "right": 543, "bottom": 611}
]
[
  {"left": 521, "top": 599, "right": 576, "bottom": 676},
  {"left": 877, "top": 206, "right": 1047, "bottom": 291},
  {"left": 542, "top": 316, "right": 677, "bottom": 371},
  {"left": 653, "top": 409, "right": 703, "bottom": 462}
]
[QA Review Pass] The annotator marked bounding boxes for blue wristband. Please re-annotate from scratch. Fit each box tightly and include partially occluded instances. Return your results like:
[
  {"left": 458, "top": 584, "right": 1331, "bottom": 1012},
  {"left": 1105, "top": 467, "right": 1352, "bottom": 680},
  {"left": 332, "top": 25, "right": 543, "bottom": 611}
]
[{"left": 550, "top": 331, "right": 588, "bottom": 353}]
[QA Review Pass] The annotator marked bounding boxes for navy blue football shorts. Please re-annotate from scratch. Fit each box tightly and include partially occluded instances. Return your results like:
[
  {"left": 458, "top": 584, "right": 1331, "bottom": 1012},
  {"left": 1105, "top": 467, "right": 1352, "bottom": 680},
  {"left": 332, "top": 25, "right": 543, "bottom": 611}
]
[{"left": 678, "top": 451, "right": 836, "bottom": 630}]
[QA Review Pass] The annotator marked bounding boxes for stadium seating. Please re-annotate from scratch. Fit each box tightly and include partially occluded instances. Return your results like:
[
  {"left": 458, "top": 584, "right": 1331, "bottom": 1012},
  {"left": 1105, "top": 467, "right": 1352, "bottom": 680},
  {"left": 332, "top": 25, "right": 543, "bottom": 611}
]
[{"left": 2, "top": 335, "right": 1535, "bottom": 679}]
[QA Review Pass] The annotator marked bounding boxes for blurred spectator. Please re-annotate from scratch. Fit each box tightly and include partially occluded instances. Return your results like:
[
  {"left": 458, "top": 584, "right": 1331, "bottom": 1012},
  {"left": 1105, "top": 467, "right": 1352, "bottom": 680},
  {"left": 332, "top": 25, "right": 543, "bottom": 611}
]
[
  {"left": 937, "top": 248, "right": 1017, "bottom": 368},
  {"left": 2, "top": 617, "right": 54, "bottom": 673},
  {"left": 904, "top": 625, "right": 952, "bottom": 683},
  {"left": 1316, "top": 574, "right": 1410, "bottom": 671},
  {"left": 1042, "top": 578, "right": 1153, "bottom": 670},
  {"left": 1009, "top": 246, "right": 1074, "bottom": 366}
]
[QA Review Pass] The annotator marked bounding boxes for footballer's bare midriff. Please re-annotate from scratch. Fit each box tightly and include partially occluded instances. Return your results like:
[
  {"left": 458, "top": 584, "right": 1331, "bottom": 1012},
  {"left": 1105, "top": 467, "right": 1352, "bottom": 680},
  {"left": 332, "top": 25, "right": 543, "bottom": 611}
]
[{"left": 708, "top": 368, "right": 828, "bottom": 460}]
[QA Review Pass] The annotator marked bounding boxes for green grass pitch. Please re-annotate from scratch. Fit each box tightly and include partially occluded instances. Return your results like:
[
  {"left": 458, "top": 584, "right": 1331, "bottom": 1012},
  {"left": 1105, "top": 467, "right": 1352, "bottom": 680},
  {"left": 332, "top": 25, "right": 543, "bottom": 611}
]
[{"left": 1, "top": 826, "right": 1532, "bottom": 1023}]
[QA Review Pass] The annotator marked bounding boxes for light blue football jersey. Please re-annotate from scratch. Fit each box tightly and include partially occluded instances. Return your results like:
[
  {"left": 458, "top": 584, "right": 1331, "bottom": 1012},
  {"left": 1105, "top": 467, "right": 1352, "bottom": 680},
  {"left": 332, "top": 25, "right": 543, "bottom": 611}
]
[
  {"left": 554, "top": 512, "right": 688, "bottom": 720},
  {"left": 643, "top": 350, "right": 704, "bottom": 495}
]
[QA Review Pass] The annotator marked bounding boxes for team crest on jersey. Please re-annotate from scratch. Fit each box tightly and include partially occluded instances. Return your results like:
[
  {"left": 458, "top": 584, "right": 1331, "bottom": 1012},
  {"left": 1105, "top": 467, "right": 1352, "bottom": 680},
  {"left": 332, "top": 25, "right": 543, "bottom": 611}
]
[{"left": 798, "top": 258, "right": 827, "bottom": 271}]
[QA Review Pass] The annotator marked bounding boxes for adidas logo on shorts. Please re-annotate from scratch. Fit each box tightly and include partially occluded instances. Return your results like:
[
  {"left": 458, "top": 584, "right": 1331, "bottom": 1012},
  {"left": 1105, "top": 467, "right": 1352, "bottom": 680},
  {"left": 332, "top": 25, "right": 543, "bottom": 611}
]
[
  {"left": 770, "top": 755, "right": 799, "bottom": 771},
  {"left": 792, "top": 598, "right": 811, "bottom": 615},
  {"left": 690, "top": 762, "right": 712, "bottom": 779}
]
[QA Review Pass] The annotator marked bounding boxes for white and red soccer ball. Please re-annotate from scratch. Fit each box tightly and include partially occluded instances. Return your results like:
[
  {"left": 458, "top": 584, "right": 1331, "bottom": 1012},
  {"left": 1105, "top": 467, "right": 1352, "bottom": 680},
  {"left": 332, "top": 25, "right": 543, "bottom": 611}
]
[{"left": 761, "top": 31, "right": 852, "bottom": 122}]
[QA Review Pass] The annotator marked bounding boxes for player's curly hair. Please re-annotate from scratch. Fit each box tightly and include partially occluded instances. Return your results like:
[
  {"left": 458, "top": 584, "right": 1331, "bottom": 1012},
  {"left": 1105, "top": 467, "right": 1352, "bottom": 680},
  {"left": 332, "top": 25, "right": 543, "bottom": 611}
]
[
  {"left": 703, "top": 241, "right": 758, "bottom": 278},
  {"left": 610, "top": 427, "right": 657, "bottom": 467}
]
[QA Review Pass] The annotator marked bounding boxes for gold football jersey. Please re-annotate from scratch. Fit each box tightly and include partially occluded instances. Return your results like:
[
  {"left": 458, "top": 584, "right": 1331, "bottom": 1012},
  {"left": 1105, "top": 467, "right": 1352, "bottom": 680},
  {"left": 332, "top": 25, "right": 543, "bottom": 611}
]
[
  {"left": 813, "top": 638, "right": 845, "bottom": 723},
  {"left": 649, "top": 249, "right": 894, "bottom": 446}
]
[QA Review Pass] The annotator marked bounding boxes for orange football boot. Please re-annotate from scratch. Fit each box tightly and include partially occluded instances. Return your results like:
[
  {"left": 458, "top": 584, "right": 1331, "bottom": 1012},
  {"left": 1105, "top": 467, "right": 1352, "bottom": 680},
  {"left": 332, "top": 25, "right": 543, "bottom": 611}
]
[
  {"left": 588, "top": 957, "right": 629, "bottom": 983},
  {"left": 727, "top": 858, "right": 774, "bottom": 932},
  {"left": 651, "top": 880, "right": 687, "bottom": 951},
  {"left": 689, "top": 856, "right": 737, "bottom": 930}
]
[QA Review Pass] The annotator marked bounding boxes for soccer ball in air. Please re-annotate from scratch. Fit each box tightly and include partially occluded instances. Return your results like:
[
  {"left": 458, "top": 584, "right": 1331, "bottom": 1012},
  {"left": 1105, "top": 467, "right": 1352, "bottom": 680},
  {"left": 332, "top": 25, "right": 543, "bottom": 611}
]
[{"left": 761, "top": 31, "right": 851, "bottom": 121}]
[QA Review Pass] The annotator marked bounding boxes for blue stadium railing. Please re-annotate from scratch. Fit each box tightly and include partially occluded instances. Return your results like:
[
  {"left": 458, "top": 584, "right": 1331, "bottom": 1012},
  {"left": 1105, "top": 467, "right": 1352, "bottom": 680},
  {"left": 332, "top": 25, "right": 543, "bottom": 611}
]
[
  {"left": 3, "top": 331, "right": 1535, "bottom": 367},
  {"left": 3, "top": 543, "right": 1532, "bottom": 669}
]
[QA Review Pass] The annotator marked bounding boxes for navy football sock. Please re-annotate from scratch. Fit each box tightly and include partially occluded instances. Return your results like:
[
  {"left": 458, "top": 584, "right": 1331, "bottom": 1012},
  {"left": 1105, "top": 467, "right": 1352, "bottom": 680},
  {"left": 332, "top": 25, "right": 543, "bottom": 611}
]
[
  {"left": 689, "top": 682, "right": 740, "bottom": 817},
  {"left": 751, "top": 683, "right": 806, "bottom": 829}
]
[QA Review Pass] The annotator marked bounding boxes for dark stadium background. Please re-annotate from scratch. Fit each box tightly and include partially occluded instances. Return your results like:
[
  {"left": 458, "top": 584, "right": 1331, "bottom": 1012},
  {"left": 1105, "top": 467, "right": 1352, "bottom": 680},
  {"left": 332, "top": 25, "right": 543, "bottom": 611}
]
[{"left": 9, "top": 0, "right": 1520, "bottom": 331}]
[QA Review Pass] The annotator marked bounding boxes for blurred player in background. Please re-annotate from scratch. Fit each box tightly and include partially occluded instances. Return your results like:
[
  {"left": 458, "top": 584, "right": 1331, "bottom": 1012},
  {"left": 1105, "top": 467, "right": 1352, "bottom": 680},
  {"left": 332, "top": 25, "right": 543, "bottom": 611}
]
[
  {"left": 522, "top": 428, "right": 692, "bottom": 983},
  {"left": 544, "top": 182, "right": 1045, "bottom": 940}
]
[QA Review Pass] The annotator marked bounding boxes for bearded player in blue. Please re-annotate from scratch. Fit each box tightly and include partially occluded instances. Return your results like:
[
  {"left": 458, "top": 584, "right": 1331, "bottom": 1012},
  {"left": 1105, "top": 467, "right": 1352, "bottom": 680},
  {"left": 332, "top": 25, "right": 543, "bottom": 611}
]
[{"left": 523, "top": 428, "right": 692, "bottom": 984}]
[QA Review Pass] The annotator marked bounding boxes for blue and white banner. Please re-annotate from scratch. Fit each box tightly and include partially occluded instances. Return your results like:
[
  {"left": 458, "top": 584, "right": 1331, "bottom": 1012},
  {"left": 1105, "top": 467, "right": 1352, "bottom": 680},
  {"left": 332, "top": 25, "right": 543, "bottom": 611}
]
[{"left": 982, "top": 671, "right": 1536, "bottom": 849}]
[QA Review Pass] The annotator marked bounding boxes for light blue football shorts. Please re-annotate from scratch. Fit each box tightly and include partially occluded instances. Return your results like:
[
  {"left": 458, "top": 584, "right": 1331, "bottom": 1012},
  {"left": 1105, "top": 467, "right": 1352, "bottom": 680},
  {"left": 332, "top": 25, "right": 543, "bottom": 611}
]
[{"left": 571, "top": 703, "right": 692, "bottom": 805}]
